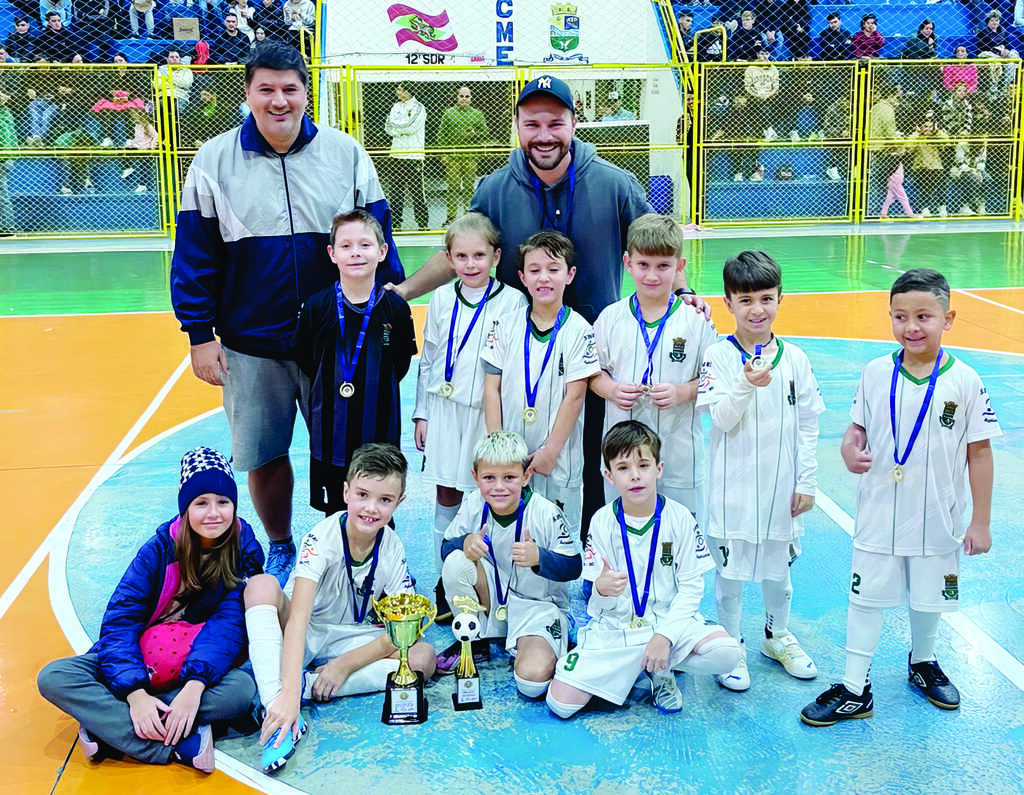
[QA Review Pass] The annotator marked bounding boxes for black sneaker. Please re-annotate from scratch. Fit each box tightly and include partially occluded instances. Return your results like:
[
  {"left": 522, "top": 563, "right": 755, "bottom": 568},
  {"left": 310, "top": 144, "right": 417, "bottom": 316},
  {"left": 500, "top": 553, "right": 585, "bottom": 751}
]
[
  {"left": 434, "top": 577, "right": 452, "bottom": 626},
  {"left": 908, "top": 654, "right": 960, "bottom": 710},
  {"left": 800, "top": 683, "right": 874, "bottom": 727}
]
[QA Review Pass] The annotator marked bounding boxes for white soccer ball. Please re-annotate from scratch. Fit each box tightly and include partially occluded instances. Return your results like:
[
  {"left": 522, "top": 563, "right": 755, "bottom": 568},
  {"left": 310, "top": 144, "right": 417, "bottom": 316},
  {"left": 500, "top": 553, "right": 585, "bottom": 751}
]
[{"left": 451, "top": 612, "right": 481, "bottom": 643}]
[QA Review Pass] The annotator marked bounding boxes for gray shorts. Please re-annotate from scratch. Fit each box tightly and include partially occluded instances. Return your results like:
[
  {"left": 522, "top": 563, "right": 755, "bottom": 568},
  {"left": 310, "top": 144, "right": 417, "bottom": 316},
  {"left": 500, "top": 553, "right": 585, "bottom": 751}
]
[{"left": 222, "top": 346, "right": 310, "bottom": 471}]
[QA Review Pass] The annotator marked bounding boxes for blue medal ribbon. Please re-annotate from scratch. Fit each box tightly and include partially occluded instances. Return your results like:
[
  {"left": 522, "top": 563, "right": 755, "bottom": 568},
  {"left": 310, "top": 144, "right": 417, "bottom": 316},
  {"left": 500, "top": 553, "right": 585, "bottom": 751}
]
[
  {"left": 444, "top": 279, "right": 494, "bottom": 384},
  {"left": 889, "top": 348, "right": 943, "bottom": 470},
  {"left": 727, "top": 333, "right": 774, "bottom": 365},
  {"left": 523, "top": 305, "right": 568, "bottom": 411},
  {"left": 480, "top": 500, "right": 525, "bottom": 609},
  {"left": 616, "top": 495, "right": 664, "bottom": 621},
  {"left": 335, "top": 283, "right": 380, "bottom": 389},
  {"left": 339, "top": 513, "right": 384, "bottom": 624},
  {"left": 631, "top": 294, "right": 674, "bottom": 385},
  {"left": 531, "top": 150, "right": 576, "bottom": 235}
]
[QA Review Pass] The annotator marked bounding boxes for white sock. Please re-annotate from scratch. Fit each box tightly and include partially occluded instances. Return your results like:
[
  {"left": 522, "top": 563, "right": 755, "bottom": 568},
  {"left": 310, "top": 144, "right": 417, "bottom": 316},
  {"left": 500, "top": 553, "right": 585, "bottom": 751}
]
[
  {"left": 546, "top": 691, "right": 585, "bottom": 719},
  {"left": 843, "top": 603, "right": 883, "bottom": 696},
  {"left": 303, "top": 658, "right": 398, "bottom": 700},
  {"left": 680, "top": 635, "right": 743, "bottom": 674},
  {"left": 715, "top": 575, "right": 744, "bottom": 640},
  {"left": 762, "top": 572, "right": 793, "bottom": 638},
  {"left": 909, "top": 608, "right": 940, "bottom": 664},
  {"left": 245, "top": 604, "right": 283, "bottom": 708},
  {"left": 514, "top": 672, "right": 551, "bottom": 699},
  {"left": 441, "top": 550, "right": 483, "bottom": 621},
  {"left": 433, "top": 502, "right": 460, "bottom": 575}
]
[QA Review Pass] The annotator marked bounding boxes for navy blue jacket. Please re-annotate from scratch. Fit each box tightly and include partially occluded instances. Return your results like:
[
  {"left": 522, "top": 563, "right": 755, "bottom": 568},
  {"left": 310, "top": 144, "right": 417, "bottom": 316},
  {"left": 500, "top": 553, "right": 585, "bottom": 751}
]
[
  {"left": 171, "top": 114, "right": 404, "bottom": 359},
  {"left": 89, "top": 517, "right": 264, "bottom": 699}
]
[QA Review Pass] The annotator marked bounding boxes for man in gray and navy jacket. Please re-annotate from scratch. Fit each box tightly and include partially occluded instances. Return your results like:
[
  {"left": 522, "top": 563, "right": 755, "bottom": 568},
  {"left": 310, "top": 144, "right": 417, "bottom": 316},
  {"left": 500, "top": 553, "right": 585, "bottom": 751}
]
[{"left": 170, "top": 43, "right": 404, "bottom": 585}]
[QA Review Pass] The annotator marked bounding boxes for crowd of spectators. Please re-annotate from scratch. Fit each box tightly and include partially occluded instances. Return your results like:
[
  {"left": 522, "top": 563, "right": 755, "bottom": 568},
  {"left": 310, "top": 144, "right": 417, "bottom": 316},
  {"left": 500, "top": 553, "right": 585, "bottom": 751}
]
[{"left": 0, "top": 0, "right": 313, "bottom": 66}]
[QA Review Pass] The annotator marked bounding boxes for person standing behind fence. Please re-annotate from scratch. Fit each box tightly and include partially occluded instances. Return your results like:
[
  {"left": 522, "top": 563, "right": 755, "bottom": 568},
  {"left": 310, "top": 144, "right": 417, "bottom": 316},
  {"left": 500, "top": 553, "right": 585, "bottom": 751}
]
[
  {"left": 436, "top": 85, "right": 488, "bottom": 225},
  {"left": 384, "top": 83, "right": 429, "bottom": 230},
  {"left": 170, "top": 43, "right": 404, "bottom": 586}
]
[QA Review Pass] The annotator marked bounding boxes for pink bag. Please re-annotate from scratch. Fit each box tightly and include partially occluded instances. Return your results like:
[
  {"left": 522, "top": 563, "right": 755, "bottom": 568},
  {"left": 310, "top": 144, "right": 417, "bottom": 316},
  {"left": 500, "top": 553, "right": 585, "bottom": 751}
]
[{"left": 139, "top": 621, "right": 205, "bottom": 689}]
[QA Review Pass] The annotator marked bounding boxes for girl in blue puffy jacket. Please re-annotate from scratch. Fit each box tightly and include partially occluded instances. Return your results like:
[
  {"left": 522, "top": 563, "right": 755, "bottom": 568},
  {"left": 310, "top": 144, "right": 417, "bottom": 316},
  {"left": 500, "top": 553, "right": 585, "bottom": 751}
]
[{"left": 38, "top": 447, "right": 265, "bottom": 774}]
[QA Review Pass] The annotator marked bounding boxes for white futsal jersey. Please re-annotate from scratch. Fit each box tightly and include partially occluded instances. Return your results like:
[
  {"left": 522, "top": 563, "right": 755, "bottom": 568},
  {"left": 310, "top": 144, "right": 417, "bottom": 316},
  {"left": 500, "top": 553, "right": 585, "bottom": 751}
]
[
  {"left": 414, "top": 279, "right": 527, "bottom": 415},
  {"left": 594, "top": 295, "right": 719, "bottom": 491},
  {"left": 582, "top": 496, "right": 713, "bottom": 641},
  {"left": 851, "top": 352, "right": 1001, "bottom": 556},
  {"left": 291, "top": 511, "right": 414, "bottom": 626},
  {"left": 443, "top": 488, "right": 579, "bottom": 610},
  {"left": 481, "top": 306, "right": 600, "bottom": 488},
  {"left": 696, "top": 337, "right": 825, "bottom": 543}
]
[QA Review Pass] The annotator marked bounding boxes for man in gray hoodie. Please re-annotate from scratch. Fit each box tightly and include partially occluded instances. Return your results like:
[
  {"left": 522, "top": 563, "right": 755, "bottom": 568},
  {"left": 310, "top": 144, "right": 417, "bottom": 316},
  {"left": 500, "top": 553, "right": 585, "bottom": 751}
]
[{"left": 392, "top": 75, "right": 705, "bottom": 542}]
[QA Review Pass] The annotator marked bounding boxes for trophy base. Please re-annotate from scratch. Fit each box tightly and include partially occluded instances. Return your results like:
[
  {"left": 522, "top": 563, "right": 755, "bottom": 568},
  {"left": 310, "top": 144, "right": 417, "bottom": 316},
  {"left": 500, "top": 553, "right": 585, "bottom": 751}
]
[
  {"left": 452, "top": 673, "right": 483, "bottom": 711},
  {"left": 381, "top": 670, "right": 428, "bottom": 725}
]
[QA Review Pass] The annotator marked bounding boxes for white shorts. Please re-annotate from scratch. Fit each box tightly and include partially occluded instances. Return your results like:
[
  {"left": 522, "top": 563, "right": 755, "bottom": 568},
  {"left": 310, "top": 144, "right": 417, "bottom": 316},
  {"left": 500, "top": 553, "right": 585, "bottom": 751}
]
[
  {"left": 530, "top": 474, "right": 581, "bottom": 541},
  {"left": 709, "top": 537, "right": 795, "bottom": 583},
  {"left": 849, "top": 548, "right": 961, "bottom": 612},
  {"left": 422, "top": 394, "right": 486, "bottom": 493},
  {"left": 473, "top": 558, "right": 570, "bottom": 659},
  {"left": 302, "top": 622, "right": 386, "bottom": 668},
  {"left": 553, "top": 615, "right": 716, "bottom": 705}
]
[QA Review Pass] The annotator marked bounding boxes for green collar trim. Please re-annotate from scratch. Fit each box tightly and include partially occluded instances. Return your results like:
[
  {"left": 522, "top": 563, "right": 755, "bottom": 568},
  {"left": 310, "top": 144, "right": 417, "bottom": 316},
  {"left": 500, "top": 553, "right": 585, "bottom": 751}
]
[
  {"left": 613, "top": 499, "right": 657, "bottom": 535},
  {"left": 890, "top": 351, "right": 956, "bottom": 384},
  {"left": 491, "top": 488, "right": 533, "bottom": 526},
  {"left": 455, "top": 278, "right": 501, "bottom": 308},
  {"left": 340, "top": 512, "right": 373, "bottom": 566},
  {"left": 630, "top": 294, "right": 682, "bottom": 327},
  {"left": 530, "top": 307, "right": 569, "bottom": 341}
]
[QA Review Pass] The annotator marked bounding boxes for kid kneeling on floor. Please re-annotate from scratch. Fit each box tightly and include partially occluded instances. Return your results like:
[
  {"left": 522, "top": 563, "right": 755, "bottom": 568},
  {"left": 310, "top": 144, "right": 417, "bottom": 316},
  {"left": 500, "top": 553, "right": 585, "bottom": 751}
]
[
  {"left": 244, "top": 443, "right": 435, "bottom": 774},
  {"left": 438, "top": 430, "right": 582, "bottom": 699},
  {"left": 547, "top": 421, "right": 740, "bottom": 718},
  {"left": 37, "top": 447, "right": 265, "bottom": 774}
]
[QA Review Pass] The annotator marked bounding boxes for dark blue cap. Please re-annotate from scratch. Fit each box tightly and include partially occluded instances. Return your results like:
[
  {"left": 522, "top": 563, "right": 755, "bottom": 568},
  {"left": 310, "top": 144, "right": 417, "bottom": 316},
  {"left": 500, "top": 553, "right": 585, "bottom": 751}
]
[{"left": 516, "top": 74, "right": 574, "bottom": 112}]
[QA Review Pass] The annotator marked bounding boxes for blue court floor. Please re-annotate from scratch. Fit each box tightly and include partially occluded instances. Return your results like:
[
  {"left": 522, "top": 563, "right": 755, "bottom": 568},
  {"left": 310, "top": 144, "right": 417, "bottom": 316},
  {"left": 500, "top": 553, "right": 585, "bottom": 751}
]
[{"left": 56, "top": 338, "right": 1024, "bottom": 795}]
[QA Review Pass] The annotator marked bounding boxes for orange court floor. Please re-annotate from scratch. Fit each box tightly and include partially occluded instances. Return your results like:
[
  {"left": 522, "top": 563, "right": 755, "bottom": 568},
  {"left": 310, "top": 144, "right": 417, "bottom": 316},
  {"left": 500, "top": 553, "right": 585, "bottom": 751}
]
[{"left": 3, "top": 287, "right": 1023, "bottom": 794}]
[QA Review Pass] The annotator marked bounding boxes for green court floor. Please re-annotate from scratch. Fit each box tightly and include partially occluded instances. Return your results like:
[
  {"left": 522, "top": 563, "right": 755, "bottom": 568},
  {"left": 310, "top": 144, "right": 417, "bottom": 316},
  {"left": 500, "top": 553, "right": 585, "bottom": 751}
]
[{"left": 1, "top": 230, "right": 1020, "bottom": 316}]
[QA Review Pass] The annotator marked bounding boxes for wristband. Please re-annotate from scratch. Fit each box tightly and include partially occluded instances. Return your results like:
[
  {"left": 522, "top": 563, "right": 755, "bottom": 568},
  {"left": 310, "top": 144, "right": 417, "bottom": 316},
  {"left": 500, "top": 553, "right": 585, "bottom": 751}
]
[{"left": 674, "top": 287, "right": 696, "bottom": 296}]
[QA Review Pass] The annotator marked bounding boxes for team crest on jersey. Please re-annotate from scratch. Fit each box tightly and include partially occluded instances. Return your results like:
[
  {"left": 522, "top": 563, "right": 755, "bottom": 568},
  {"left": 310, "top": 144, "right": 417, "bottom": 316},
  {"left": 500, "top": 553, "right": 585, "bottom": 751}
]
[
  {"left": 382, "top": 323, "right": 391, "bottom": 345},
  {"left": 660, "top": 541, "right": 673, "bottom": 566},
  {"left": 938, "top": 401, "right": 957, "bottom": 428},
  {"left": 669, "top": 337, "right": 686, "bottom": 363},
  {"left": 546, "top": 620, "right": 563, "bottom": 640},
  {"left": 941, "top": 574, "right": 959, "bottom": 600}
]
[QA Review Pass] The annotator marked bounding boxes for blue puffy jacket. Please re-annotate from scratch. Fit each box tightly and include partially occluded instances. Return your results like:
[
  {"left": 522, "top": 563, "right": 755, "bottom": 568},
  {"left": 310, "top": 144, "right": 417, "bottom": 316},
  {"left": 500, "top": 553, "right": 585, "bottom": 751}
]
[
  {"left": 170, "top": 113, "right": 404, "bottom": 359},
  {"left": 89, "top": 516, "right": 265, "bottom": 699}
]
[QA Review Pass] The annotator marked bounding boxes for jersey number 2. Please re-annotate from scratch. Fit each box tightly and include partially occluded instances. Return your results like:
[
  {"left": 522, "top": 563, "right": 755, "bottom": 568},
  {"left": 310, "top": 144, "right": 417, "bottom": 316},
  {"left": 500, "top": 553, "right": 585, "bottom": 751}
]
[
  {"left": 850, "top": 573, "right": 861, "bottom": 595},
  {"left": 719, "top": 546, "right": 729, "bottom": 567}
]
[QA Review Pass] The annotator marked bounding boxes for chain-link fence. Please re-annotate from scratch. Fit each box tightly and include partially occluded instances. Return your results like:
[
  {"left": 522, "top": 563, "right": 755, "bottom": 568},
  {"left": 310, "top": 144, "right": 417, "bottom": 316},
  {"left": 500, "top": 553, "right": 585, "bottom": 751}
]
[
  {"left": 697, "top": 60, "right": 858, "bottom": 224},
  {"left": 0, "top": 63, "right": 166, "bottom": 236},
  {"left": 864, "top": 59, "right": 1020, "bottom": 220}
]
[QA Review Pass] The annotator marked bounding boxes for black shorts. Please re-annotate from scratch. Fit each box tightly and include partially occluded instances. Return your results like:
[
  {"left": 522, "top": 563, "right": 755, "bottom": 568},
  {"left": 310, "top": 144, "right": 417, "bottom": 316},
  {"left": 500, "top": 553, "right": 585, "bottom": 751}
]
[{"left": 309, "top": 457, "right": 350, "bottom": 514}]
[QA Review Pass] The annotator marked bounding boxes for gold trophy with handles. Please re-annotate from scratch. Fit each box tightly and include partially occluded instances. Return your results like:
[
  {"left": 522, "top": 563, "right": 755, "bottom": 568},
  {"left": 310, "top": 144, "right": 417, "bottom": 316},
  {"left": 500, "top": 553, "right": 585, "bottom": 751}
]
[{"left": 373, "top": 593, "right": 436, "bottom": 725}]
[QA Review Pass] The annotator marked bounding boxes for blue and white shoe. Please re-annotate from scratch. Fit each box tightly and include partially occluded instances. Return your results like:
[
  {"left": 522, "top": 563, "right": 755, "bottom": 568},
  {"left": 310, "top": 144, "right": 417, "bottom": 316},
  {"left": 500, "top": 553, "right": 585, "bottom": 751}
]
[
  {"left": 173, "top": 724, "right": 215, "bottom": 773},
  {"left": 266, "top": 539, "right": 296, "bottom": 587},
  {"left": 649, "top": 671, "right": 684, "bottom": 714},
  {"left": 261, "top": 713, "right": 308, "bottom": 775}
]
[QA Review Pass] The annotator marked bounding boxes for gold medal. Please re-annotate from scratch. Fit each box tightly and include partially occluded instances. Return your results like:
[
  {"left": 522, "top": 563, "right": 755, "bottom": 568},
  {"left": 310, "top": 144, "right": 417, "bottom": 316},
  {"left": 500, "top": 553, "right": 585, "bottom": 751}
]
[
  {"left": 494, "top": 605, "right": 508, "bottom": 622},
  {"left": 339, "top": 382, "right": 355, "bottom": 399},
  {"left": 522, "top": 407, "right": 538, "bottom": 424},
  {"left": 439, "top": 382, "right": 455, "bottom": 399},
  {"left": 892, "top": 464, "right": 904, "bottom": 483},
  {"left": 629, "top": 615, "right": 648, "bottom": 629}
]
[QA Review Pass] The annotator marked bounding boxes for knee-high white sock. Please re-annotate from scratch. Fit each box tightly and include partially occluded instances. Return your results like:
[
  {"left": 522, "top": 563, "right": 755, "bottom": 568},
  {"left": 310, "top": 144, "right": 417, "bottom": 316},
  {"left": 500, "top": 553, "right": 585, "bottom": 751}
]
[
  {"left": 434, "top": 502, "right": 460, "bottom": 575},
  {"left": 441, "top": 550, "right": 483, "bottom": 620},
  {"left": 680, "top": 635, "right": 743, "bottom": 675},
  {"left": 843, "top": 603, "right": 883, "bottom": 696},
  {"left": 514, "top": 672, "right": 552, "bottom": 699},
  {"left": 303, "top": 658, "right": 399, "bottom": 700},
  {"left": 546, "top": 690, "right": 585, "bottom": 719},
  {"left": 245, "top": 604, "right": 284, "bottom": 708},
  {"left": 715, "top": 575, "right": 744, "bottom": 640},
  {"left": 909, "top": 609, "right": 940, "bottom": 664},
  {"left": 762, "top": 571, "right": 793, "bottom": 638}
]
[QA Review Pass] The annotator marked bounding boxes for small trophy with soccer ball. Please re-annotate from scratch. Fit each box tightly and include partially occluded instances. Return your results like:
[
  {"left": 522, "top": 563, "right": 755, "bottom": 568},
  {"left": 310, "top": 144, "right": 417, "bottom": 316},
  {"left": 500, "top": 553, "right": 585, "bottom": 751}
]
[{"left": 450, "top": 596, "right": 485, "bottom": 711}]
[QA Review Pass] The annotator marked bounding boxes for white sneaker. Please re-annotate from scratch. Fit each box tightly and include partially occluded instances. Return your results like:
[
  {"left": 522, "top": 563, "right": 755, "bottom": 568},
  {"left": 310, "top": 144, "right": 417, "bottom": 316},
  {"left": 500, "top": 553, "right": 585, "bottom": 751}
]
[
  {"left": 958, "top": 204, "right": 976, "bottom": 216},
  {"left": 101, "top": 137, "right": 113, "bottom": 147},
  {"left": 716, "top": 645, "right": 750, "bottom": 691},
  {"left": 649, "top": 671, "right": 684, "bottom": 713},
  {"left": 749, "top": 166, "right": 764, "bottom": 183},
  {"left": 826, "top": 166, "right": 841, "bottom": 181},
  {"left": 919, "top": 207, "right": 931, "bottom": 218},
  {"left": 733, "top": 172, "right": 744, "bottom": 182},
  {"left": 764, "top": 127, "right": 777, "bottom": 141},
  {"left": 789, "top": 130, "right": 800, "bottom": 142},
  {"left": 761, "top": 632, "right": 817, "bottom": 680},
  {"left": 121, "top": 167, "right": 135, "bottom": 179},
  {"left": 135, "top": 184, "right": 147, "bottom": 194}
]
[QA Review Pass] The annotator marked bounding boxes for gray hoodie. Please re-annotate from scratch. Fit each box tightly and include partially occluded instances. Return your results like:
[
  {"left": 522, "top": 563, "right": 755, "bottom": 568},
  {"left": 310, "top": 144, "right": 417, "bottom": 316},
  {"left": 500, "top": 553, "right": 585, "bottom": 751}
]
[{"left": 470, "top": 139, "right": 651, "bottom": 324}]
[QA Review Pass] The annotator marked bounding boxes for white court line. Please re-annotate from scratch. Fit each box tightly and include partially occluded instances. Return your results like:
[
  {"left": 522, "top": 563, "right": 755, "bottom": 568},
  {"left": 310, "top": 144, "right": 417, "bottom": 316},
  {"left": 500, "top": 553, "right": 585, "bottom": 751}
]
[
  {"left": 955, "top": 289, "right": 1024, "bottom": 316},
  {"left": 815, "top": 490, "right": 1024, "bottom": 691},
  {"left": 1, "top": 310, "right": 173, "bottom": 320},
  {"left": 0, "top": 353, "right": 191, "bottom": 621},
  {"left": 47, "top": 406, "right": 305, "bottom": 795}
]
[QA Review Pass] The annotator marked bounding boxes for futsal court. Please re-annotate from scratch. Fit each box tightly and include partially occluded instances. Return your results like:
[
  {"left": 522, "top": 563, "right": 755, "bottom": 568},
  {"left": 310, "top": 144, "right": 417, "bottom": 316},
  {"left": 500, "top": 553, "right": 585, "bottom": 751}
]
[{"left": 2, "top": 225, "right": 1022, "bottom": 794}]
